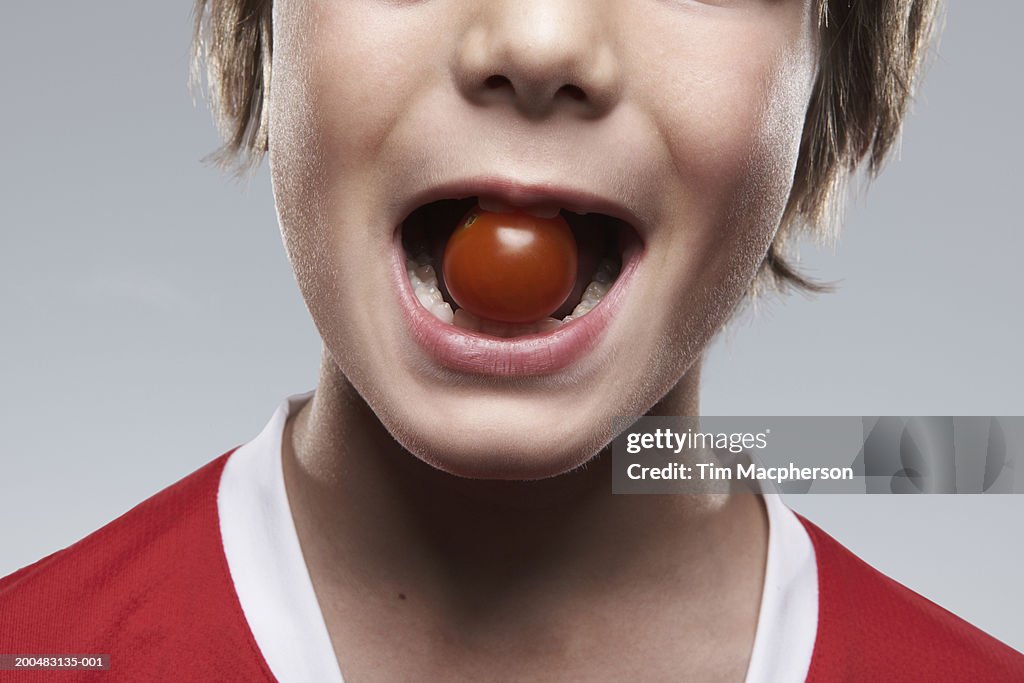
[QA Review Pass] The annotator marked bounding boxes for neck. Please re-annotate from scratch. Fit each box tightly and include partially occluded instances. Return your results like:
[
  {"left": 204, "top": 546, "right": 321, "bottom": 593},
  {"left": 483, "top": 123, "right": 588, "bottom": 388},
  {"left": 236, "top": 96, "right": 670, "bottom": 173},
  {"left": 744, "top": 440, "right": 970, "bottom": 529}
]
[{"left": 282, "top": 350, "right": 766, "bottom": 620}]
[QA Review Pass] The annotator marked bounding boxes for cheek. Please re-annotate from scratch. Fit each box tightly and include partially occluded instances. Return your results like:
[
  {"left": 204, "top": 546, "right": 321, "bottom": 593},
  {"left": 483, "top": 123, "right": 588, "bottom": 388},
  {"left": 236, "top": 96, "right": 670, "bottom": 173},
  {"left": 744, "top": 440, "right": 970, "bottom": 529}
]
[
  {"left": 637, "top": 14, "right": 816, "bottom": 272},
  {"left": 653, "top": 27, "right": 813, "bottom": 217},
  {"left": 624, "top": 12, "right": 817, "bottom": 383},
  {"left": 268, "top": 1, "right": 329, "bottom": 295},
  {"left": 272, "top": 1, "right": 446, "bottom": 174},
  {"left": 269, "top": 2, "right": 433, "bottom": 315},
  {"left": 269, "top": 1, "right": 463, "bottom": 293}
]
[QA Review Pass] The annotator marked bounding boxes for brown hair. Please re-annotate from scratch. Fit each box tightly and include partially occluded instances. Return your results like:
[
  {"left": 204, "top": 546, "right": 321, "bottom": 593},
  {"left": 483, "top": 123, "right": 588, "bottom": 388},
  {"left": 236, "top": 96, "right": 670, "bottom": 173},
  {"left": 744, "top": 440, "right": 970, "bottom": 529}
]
[{"left": 190, "top": 0, "right": 938, "bottom": 293}]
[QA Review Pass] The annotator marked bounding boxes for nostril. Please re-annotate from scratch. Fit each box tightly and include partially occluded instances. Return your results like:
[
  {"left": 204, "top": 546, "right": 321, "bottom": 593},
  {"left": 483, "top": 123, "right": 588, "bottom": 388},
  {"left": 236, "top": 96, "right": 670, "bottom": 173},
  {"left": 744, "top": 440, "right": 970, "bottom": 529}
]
[
  {"left": 557, "top": 84, "right": 587, "bottom": 101},
  {"left": 484, "top": 75, "right": 513, "bottom": 91}
]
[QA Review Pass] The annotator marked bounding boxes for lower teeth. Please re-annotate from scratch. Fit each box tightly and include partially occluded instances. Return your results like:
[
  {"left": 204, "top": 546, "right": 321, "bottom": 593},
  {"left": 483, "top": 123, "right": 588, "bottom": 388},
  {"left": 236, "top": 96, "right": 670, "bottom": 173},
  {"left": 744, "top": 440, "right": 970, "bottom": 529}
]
[
  {"left": 405, "top": 251, "right": 620, "bottom": 336},
  {"left": 406, "top": 261, "right": 455, "bottom": 324}
]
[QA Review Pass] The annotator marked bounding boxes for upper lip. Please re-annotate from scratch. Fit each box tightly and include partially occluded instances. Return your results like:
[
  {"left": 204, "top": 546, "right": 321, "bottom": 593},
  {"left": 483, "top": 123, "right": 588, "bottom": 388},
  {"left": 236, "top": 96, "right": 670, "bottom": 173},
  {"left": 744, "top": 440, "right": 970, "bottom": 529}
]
[{"left": 394, "top": 175, "right": 648, "bottom": 240}]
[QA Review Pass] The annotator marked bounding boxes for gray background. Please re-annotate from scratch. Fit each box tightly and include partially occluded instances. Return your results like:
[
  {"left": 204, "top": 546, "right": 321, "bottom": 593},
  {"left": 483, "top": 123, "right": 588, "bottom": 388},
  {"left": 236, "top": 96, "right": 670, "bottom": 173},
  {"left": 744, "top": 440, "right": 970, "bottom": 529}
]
[{"left": 2, "top": 3, "right": 1021, "bottom": 652}]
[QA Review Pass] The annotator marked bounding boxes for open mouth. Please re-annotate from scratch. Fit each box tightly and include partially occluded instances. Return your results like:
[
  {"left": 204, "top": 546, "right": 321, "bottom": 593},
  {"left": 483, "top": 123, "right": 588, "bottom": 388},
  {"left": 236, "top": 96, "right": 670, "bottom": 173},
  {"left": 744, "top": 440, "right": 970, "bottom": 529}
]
[{"left": 399, "top": 196, "right": 636, "bottom": 338}]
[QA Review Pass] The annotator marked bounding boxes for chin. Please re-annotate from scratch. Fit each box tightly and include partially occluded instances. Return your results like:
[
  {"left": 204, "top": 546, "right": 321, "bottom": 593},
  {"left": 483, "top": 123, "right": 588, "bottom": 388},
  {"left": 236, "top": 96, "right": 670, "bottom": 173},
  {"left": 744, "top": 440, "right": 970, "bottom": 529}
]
[{"left": 379, "top": 397, "right": 617, "bottom": 481}]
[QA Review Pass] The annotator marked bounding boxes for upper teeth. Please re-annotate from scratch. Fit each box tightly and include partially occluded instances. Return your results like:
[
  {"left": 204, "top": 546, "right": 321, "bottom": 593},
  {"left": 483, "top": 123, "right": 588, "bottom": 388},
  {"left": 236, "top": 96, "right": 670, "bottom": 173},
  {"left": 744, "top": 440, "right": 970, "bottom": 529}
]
[{"left": 477, "top": 196, "right": 561, "bottom": 219}]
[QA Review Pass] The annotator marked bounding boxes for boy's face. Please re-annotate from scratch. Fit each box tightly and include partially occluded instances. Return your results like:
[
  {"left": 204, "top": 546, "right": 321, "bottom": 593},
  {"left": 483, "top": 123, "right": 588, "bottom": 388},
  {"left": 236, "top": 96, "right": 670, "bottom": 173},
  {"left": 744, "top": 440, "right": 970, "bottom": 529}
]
[{"left": 269, "top": 0, "right": 818, "bottom": 478}]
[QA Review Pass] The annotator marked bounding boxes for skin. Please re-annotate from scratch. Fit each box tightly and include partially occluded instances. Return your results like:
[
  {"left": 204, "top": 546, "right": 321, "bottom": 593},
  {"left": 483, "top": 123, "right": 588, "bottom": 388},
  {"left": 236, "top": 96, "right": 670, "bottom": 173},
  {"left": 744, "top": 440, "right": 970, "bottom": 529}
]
[{"left": 269, "top": 0, "right": 819, "bottom": 680}]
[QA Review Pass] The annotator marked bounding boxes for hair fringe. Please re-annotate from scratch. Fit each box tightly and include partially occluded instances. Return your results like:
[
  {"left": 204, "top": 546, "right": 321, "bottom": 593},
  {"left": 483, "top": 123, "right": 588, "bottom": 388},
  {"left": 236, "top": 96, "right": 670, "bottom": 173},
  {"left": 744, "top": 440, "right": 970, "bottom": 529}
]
[
  {"left": 190, "top": 0, "right": 272, "bottom": 176},
  {"left": 757, "top": 0, "right": 939, "bottom": 296}
]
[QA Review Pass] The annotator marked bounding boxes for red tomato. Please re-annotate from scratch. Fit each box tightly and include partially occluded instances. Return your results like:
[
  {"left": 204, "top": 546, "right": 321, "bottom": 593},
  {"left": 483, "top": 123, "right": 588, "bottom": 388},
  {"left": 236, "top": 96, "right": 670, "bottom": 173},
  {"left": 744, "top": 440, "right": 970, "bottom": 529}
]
[{"left": 442, "top": 207, "right": 578, "bottom": 324}]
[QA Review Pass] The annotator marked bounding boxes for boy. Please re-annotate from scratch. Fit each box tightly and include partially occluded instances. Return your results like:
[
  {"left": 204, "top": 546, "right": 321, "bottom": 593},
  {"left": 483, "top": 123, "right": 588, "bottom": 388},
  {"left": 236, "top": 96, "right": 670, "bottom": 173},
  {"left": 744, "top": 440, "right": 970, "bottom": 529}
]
[{"left": 2, "top": 0, "right": 1022, "bottom": 681}]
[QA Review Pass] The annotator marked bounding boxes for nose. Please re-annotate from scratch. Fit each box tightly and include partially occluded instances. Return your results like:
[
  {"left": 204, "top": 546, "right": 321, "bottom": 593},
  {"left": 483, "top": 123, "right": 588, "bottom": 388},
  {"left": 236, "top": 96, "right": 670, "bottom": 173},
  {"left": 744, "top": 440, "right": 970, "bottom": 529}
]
[{"left": 452, "top": 1, "right": 622, "bottom": 120}]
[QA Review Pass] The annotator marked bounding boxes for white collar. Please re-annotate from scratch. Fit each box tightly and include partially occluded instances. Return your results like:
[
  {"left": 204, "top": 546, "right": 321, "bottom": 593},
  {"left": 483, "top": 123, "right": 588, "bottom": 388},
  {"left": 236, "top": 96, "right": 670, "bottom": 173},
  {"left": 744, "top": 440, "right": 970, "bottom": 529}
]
[
  {"left": 218, "top": 390, "right": 344, "bottom": 683},
  {"left": 747, "top": 489, "right": 818, "bottom": 682},
  {"left": 218, "top": 392, "right": 817, "bottom": 682}
]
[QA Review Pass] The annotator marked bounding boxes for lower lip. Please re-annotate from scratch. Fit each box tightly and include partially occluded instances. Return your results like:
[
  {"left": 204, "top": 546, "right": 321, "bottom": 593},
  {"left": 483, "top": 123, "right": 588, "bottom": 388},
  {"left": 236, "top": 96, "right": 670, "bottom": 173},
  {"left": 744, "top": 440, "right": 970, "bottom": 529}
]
[{"left": 391, "top": 228, "right": 641, "bottom": 376}]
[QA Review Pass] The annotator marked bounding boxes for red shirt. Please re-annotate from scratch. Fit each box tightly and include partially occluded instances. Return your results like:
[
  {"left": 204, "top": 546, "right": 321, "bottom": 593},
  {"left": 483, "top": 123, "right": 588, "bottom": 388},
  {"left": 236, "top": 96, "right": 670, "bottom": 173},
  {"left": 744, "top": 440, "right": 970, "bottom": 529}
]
[{"left": 2, "top": 450, "right": 1022, "bottom": 681}]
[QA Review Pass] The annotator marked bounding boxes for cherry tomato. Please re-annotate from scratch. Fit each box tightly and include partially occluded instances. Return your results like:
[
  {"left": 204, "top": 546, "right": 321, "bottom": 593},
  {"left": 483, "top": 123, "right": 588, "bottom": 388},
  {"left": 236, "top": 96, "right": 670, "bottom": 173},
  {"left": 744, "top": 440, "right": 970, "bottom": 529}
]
[{"left": 442, "top": 207, "right": 578, "bottom": 324}]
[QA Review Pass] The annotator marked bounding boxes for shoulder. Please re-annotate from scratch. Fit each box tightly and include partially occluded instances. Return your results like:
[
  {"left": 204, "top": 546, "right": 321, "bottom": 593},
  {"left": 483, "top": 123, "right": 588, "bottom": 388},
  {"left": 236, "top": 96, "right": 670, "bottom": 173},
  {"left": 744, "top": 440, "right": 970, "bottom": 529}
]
[
  {"left": 0, "top": 449, "right": 275, "bottom": 682},
  {"left": 796, "top": 513, "right": 1024, "bottom": 682}
]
